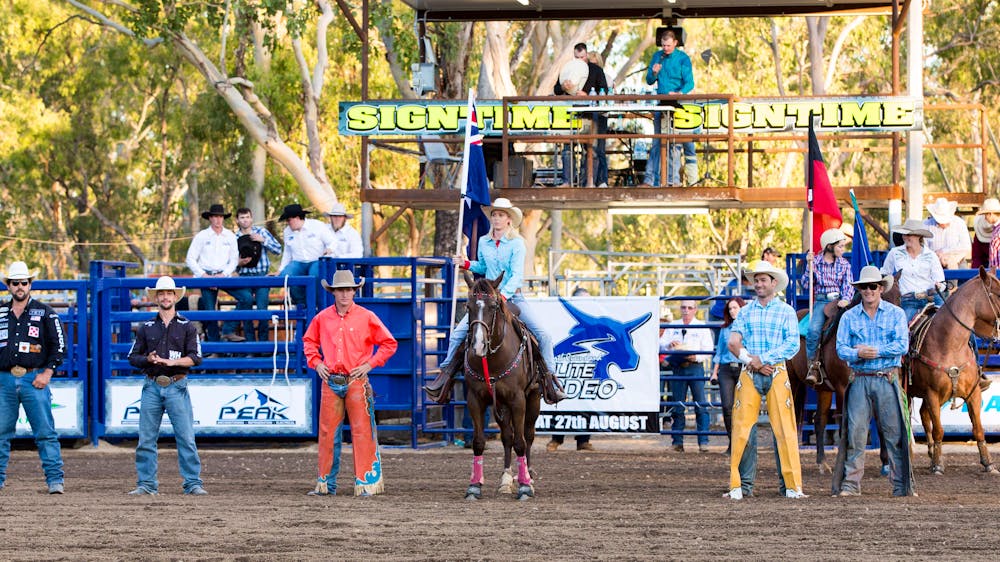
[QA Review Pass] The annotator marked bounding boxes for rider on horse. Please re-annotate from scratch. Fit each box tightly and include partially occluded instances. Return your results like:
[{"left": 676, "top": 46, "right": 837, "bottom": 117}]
[
  {"left": 801, "top": 228, "right": 854, "bottom": 385},
  {"left": 423, "top": 198, "right": 567, "bottom": 405},
  {"left": 880, "top": 219, "right": 945, "bottom": 322}
]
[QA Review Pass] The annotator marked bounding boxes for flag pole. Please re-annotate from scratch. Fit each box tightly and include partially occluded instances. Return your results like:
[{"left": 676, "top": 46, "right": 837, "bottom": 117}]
[
  {"left": 806, "top": 116, "right": 816, "bottom": 327},
  {"left": 450, "top": 88, "right": 476, "bottom": 329}
]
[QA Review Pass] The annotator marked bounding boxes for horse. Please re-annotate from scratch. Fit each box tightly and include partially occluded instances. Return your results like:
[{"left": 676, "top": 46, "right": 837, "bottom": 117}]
[
  {"left": 460, "top": 271, "right": 542, "bottom": 501},
  {"left": 906, "top": 267, "right": 998, "bottom": 475}
]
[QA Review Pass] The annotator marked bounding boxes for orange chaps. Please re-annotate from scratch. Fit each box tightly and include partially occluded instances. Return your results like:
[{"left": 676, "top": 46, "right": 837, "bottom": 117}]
[{"left": 316, "top": 379, "right": 384, "bottom": 496}]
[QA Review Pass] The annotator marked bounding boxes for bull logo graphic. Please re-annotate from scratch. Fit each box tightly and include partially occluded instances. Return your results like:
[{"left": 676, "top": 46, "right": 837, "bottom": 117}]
[{"left": 553, "top": 299, "right": 652, "bottom": 381}]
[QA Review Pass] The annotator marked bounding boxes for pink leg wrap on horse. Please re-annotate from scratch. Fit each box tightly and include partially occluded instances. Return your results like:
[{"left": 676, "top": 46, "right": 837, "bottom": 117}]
[
  {"left": 470, "top": 455, "right": 484, "bottom": 485},
  {"left": 517, "top": 456, "right": 531, "bottom": 485}
]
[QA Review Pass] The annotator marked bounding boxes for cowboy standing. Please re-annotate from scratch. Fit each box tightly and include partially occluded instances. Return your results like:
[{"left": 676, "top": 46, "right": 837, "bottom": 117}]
[
  {"left": 303, "top": 270, "right": 397, "bottom": 496},
  {"left": 126, "top": 277, "right": 206, "bottom": 496},
  {"left": 923, "top": 197, "right": 971, "bottom": 270},
  {"left": 881, "top": 219, "right": 945, "bottom": 322},
  {"left": 832, "top": 266, "right": 915, "bottom": 497},
  {"left": 0, "top": 262, "right": 66, "bottom": 494},
  {"left": 725, "top": 261, "right": 806, "bottom": 500},
  {"left": 659, "top": 300, "right": 714, "bottom": 453}
]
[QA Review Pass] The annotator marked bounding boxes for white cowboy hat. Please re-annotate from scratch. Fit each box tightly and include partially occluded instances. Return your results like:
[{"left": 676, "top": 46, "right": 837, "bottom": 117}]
[
  {"left": 145, "top": 276, "right": 186, "bottom": 299},
  {"left": 324, "top": 202, "right": 354, "bottom": 218},
  {"left": 839, "top": 222, "right": 854, "bottom": 240},
  {"left": 976, "top": 198, "right": 1000, "bottom": 215},
  {"left": 742, "top": 260, "right": 789, "bottom": 292},
  {"left": 2, "top": 261, "right": 39, "bottom": 282},
  {"left": 893, "top": 218, "right": 934, "bottom": 238},
  {"left": 558, "top": 58, "right": 589, "bottom": 95},
  {"left": 819, "top": 228, "right": 848, "bottom": 249},
  {"left": 484, "top": 197, "right": 523, "bottom": 228},
  {"left": 321, "top": 269, "right": 365, "bottom": 293},
  {"left": 926, "top": 197, "right": 958, "bottom": 224},
  {"left": 850, "top": 265, "right": 893, "bottom": 292},
  {"left": 974, "top": 214, "right": 997, "bottom": 243}
]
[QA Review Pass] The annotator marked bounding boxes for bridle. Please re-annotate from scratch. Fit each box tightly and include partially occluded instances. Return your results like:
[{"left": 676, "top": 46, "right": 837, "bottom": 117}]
[
  {"left": 467, "top": 290, "right": 507, "bottom": 356},
  {"left": 941, "top": 274, "right": 1000, "bottom": 341}
]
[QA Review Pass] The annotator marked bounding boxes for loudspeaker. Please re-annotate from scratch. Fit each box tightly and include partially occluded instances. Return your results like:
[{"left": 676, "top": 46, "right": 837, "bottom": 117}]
[{"left": 494, "top": 157, "right": 533, "bottom": 188}]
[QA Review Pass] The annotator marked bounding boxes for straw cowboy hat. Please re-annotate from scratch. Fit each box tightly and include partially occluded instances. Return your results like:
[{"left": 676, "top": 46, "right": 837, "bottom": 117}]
[
  {"left": 200, "top": 203, "right": 232, "bottom": 220},
  {"left": 850, "top": 265, "right": 893, "bottom": 292},
  {"left": 893, "top": 218, "right": 934, "bottom": 238},
  {"left": 976, "top": 198, "right": 1000, "bottom": 216},
  {"left": 819, "top": 228, "right": 848, "bottom": 249},
  {"left": 279, "top": 204, "right": 310, "bottom": 221},
  {"left": 145, "top": 276, "right": 186, "bottom": 299},
  {"left": 483, "top": 198, "right": 523, "bottom": 228},
  {"left": 839, "top": 222, "right": 854, "bottom": 240},
  {"left": 743, "top": 260, "right": 789, "bottom": 292},
  {"left": 926, "top": 197, "right": 958, "bottom": 224},
  {"left": 973, "top": 198, "right": 1000, "bottom": 242},
  {"left": 324, "top": 202, "right": 354, "bottom": 218},
  {"left": 321, "top": 270, "right": 365, "bottom": 293},
  {"left": 3, "top": 261, "right": 39, "bottom": 281}
]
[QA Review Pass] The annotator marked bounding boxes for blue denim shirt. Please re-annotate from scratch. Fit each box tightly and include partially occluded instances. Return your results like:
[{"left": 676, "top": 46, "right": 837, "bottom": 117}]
[
  {"left": 469, "top": 234, "right": 525, "bottom": 299},
  {"left": 713, "top": 324, "right": 738, "bottom": 367},
  {"left": 836, "top": 299, "right": 909, "bottom": 372}
]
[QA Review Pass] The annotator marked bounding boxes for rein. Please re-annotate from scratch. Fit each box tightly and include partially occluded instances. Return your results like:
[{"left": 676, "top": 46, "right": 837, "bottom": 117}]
[{"left": 463, "top": 287, "right": 526, "bottom": 392}]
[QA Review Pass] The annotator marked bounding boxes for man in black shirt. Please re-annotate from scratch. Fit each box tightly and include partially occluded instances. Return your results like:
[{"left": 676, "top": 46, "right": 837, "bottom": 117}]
[
  {"left": 0, "top": 261, "right": 66, "bottom": 494},
  {"left": 555, "top": 43, "right": 609, "bottom": 187},
  {"left": 127, "top": 276, "right": 206, "bottom": 496}
]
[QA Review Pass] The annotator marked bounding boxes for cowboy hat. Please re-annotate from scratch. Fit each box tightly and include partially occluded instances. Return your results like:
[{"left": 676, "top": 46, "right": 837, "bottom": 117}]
[
  {"left": 145, "top": 276, "right": 186, "bottom": 299},
  {"left": 279, "top": 204, "right": 310, "bottom": 221},
  {"left": 200, "top": 203, "right": 232, "bottom": 220},
  {"left": 483, "top": 197, "right": 523, "bottom": 228},
  {"left": 839, "top": 222, "right": 854, "bottom": 239},
  {"left": 819, "top": 228, "right": 848, "bottom": 249},
  {"left": 974, "top": 213, "right": 998, "bottom": 243},
  {"left": 324, "top": 202, "right": 354, "bottom": 218},
  {"left": 742, "top": 260, "right": 789, "bottom": 292},
  {"left": 3, "top": 261, "right": 39, "bottom": 281},
  {"left": 976, "top": 198, "right": 1000, "bottom": 216},
  {"left": 321, "top": 270, "right": 365, "bottom": 293},
  {"left": 926, "top": 197, "right": 957, "bottom": 224},
  {"left": 850, "top": 265, "right": 893, "bottom": 292},
  {"left": 892, "top": 218, "right": 934, "bottom": 238}
]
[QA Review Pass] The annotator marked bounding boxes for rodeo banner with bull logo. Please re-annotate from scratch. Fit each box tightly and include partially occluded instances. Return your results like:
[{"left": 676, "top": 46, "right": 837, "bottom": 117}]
[{"left": 534, "top": 296, "right": 660, "bottom": 434}]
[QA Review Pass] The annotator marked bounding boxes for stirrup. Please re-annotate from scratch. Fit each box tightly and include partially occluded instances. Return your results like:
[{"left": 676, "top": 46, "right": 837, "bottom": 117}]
[{"left": 805, "top": 361, "right": 824, "bottom": 386}]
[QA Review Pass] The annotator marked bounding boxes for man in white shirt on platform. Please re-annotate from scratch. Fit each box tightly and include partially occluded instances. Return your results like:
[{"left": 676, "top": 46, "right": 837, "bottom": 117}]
[
  {"left": 185, "top": 204, "right": 251, "bottom": 342},
  {"left": 658, "top": 300, "right": 714, "bottom": 452},
  {"left": 277, "top": 203, "right": 336, "bottom": 306},
  {"left": 923, "top": 197, "right": 971, "bottom": 270},
  {"left": 325, "top": 203, "right": 363, "bottom": 259}
]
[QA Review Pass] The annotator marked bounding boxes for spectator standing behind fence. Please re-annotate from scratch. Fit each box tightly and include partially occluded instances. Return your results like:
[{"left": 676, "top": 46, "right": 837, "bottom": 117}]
[
  {"left": 548, "top": 286, "right": 594, "bottom": 452},
  {"left": 880, "top": 219, "right": 944, "bottom": 322},
  {"left": 725, "top": 261, "right": 806, "bottom": 500},
  {"left": 555, "top": 43, "right": 608, "bottom": 188},
  {"left": 640, "top": 29, "right": 695, "bottom": 187},
  {"left": 923, "top": 197, "right": 971, "bottom": 269},
  {"left": 185, "top": 203, "right": 251, "bottom": 342},
  {"left": 832, "top": 266, "right": 914, "bottom": 497},
  {"left": 972, "top": 198, "right": 1000, "bottom": 268},
  {"left": 303, "top": 270, "right": 397, "bottom": 497},
  {"left": 0, "top": 261, "right": 66, "bottom": 495},
  {"left": 277, "top": 204, "right": 336, "bottom": 306},
  {"left": 325, "top": 202, "right": 364, "bottom": 258},
  {"left": 710, "top": 296, "right": 745, "bottom": 453},
  {"left": 659, "top": 300, "right": 714, "bottom": 453},
  {"left": 235, "top": 207, "right": 282, "bottom": 342},
  {"left": 126, "top": 276, "right": 206, "bottom": 496}
]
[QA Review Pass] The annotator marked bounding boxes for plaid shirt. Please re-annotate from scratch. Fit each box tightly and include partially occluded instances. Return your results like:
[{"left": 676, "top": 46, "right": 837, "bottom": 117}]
[
  {"left": 235, "top": 225, "right": 282, "bottom": 276},
  {"left": 800, "top": 255, "right": 854, "bottom": 300},
  {"left": 836, "top": 299, "right": 908, "bottom": 372},
  {"left": 731, "top": 297, "right": 799, "bottom": 365}
]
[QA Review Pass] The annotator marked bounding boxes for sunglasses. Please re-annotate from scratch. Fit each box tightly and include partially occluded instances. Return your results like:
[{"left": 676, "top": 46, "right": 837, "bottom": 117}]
[
  {"left": 6, "top": 280, "right": 30, "bottom": 287},
  {"left": 858, "top": 283, "right": 881, "bottom": 291}
]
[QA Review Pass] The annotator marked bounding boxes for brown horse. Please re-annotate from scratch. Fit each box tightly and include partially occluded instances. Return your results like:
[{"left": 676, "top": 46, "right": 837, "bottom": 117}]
[
  {"left": 461, "top": 271, "right": 542, "bottom": 500},
  {"left": 907, "top": 267, "right": 998, "bottom": 475}
]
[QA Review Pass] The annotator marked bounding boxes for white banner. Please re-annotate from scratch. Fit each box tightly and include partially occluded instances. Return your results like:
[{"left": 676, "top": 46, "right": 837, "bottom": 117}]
[
  {"left": 911, "top": 380, "right": 1000, "bottom": 436},
  {"left": 531, "top": 296, "right": 660, "bottom": 434},
  {"left": 104, "top": 377, "right": 314, "bottom": 436},
  {"left": 14, "top": 379, "right": 85, "bottom": 438}
]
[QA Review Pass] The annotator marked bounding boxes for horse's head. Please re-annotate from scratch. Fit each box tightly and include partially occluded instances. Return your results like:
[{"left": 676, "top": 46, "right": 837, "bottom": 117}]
[
  {"left": 960, "top": 267, "right": 1000, "bottom": 339},
  {"left": 464, "top": 272, "right": 508, "bottom": 357},
  {"left": 553, "top": 298, "right": 652, "bottom": 380}
]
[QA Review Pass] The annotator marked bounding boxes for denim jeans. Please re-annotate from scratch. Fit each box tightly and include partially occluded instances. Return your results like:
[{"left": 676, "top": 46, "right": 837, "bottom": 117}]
[
  {"left": 900, "top": 293, "right": 943, "bottom": 323},
  {"left": 561, "top": 117, "right": 608, "bottom": 186},
  {"left": 441, "top": 293, "right": 555, "bottom": 372},
  {"left": 239, "top": 282, "right": 272, "bottom": 342},
  {"left": 668, "top": 363, "right": 710, "bottom": 446},
  {"left": 838, "top": 375, "right": 908, "bottom": 496},
  {"left": 805, "top": 297, "right": 835, "bottom": 360},
  {"left": 644, "top": 112, "right": 695, "bottom": 186},
  {"left": 200, "top": 286, "right": 253, "bottom": 341},
  {"left": 135, "top": 377, "right": 203, "bottom": 493},
  {"left": 0, "top": 370, "right": 64, "bottom": 486},
  {"left": 732, "top": 372, "right": 789, "bottom": 496},
  {"left": 279, "top": 260, "right": 319, "bottom": 306}
]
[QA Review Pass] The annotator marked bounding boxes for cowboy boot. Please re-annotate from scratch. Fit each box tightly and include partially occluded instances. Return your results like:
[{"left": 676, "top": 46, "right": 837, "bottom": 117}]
[
  {"left": 980, "top": 373, "right": 992, "bottom": 392},
  {"left": 424, "top": 345, "right": 465, "bottom": 404},
  {"left": 542, "top": 367, "right": 568, "bottom": 404}
]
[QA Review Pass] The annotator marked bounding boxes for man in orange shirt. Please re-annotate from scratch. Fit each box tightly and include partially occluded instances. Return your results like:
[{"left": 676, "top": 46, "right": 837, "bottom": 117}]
[{"left": 303, "top": 270, "right": 397, "bottom": 497}]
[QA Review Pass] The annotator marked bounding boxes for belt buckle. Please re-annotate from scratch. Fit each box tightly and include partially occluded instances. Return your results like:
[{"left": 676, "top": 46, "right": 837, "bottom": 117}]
[
  {"left": 10, "top": 366, "right": 26, "bottom": 377},
  {"left": 915, "top": 291, "right": 927, "bottom": 300},
  {"left": 331, "top": 374, "right": 348, "bottom": 385},
  {"left": 155, "top": 375, "right": 172, "bottom": 387}
]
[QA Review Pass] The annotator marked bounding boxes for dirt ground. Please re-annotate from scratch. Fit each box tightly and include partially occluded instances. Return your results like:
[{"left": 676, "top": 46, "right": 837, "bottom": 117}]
[{"left": 1, "top": 433, "right": 999, "bottom": 561}]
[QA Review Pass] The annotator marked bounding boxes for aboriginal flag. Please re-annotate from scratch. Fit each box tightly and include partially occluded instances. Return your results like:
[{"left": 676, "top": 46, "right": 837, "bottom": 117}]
[{"left": 808, "top": 120, "right": 842, "bottom": 252}]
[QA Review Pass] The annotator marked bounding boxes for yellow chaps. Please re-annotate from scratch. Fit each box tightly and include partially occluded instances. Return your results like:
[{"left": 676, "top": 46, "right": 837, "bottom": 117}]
[{"left": 728, "top": 364, "right": 802, "bottom": 492}]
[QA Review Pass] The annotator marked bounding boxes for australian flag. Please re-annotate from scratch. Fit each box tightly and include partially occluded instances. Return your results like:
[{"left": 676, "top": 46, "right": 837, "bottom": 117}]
[{"left": 461, "top": 104, "right": 491, "bottom": 259}]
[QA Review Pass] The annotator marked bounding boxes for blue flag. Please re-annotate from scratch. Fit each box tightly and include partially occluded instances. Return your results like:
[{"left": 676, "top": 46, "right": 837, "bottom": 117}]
[
  {"left": 461, "top": 105, "right": 491, "bottom": 259},
  {"left": 849, "top": 190, "right": 873, "bottom": 277}
]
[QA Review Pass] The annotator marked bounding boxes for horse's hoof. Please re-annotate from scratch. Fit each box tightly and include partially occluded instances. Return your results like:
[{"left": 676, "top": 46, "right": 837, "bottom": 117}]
[
  {"left": 983, "top": 464, "right": 999, "bottom": 474},
  {"left": 931, "top": 465, "right": 944, "bottom": 475},
  {"left": 465, "top": 485, "right": 482, "bottom": 500},
  {"left": 880, "top": 464, "right": 890, "bottom": 477},
  {"left": 516, "top": 484, "right": 534, "bottom": 501}
]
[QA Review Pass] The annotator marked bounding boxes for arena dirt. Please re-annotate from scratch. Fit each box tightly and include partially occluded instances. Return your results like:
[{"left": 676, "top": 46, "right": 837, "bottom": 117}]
[{"left": 1, "top": 434, "right": 997, "bottom": 560}]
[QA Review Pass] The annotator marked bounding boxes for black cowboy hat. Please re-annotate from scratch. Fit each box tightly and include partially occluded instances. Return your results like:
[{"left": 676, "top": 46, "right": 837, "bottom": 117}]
[
  {"left": 279, "top": 203, "right": 310, "bottom": 221},
  {"left": 200, "top": 203, "right": 231, "bottom": 220}
]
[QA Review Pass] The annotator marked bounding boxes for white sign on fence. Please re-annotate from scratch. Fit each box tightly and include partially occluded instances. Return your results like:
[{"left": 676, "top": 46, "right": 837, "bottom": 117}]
[
  {"left": 911, "top": 382, "right": 1000, "bottom": 436},
  {"left": 14, "top": 379, "right": 85, "bottom": 438}
]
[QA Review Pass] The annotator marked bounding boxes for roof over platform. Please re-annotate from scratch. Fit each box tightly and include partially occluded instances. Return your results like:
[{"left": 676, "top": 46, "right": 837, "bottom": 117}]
[{"left": 399, "top": 0, "right": 897, "bottom": 21}]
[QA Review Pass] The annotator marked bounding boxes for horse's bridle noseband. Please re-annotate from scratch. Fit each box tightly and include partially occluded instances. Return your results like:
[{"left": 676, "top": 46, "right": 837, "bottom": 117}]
[{"left": 467, "top": 291, "right": 507, "bottom": 356}]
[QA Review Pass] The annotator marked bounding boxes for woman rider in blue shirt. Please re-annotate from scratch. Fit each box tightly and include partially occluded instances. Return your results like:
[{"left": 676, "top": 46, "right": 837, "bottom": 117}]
[{"left": 423, "top": 198, "right": 567, "bottom": 405}]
